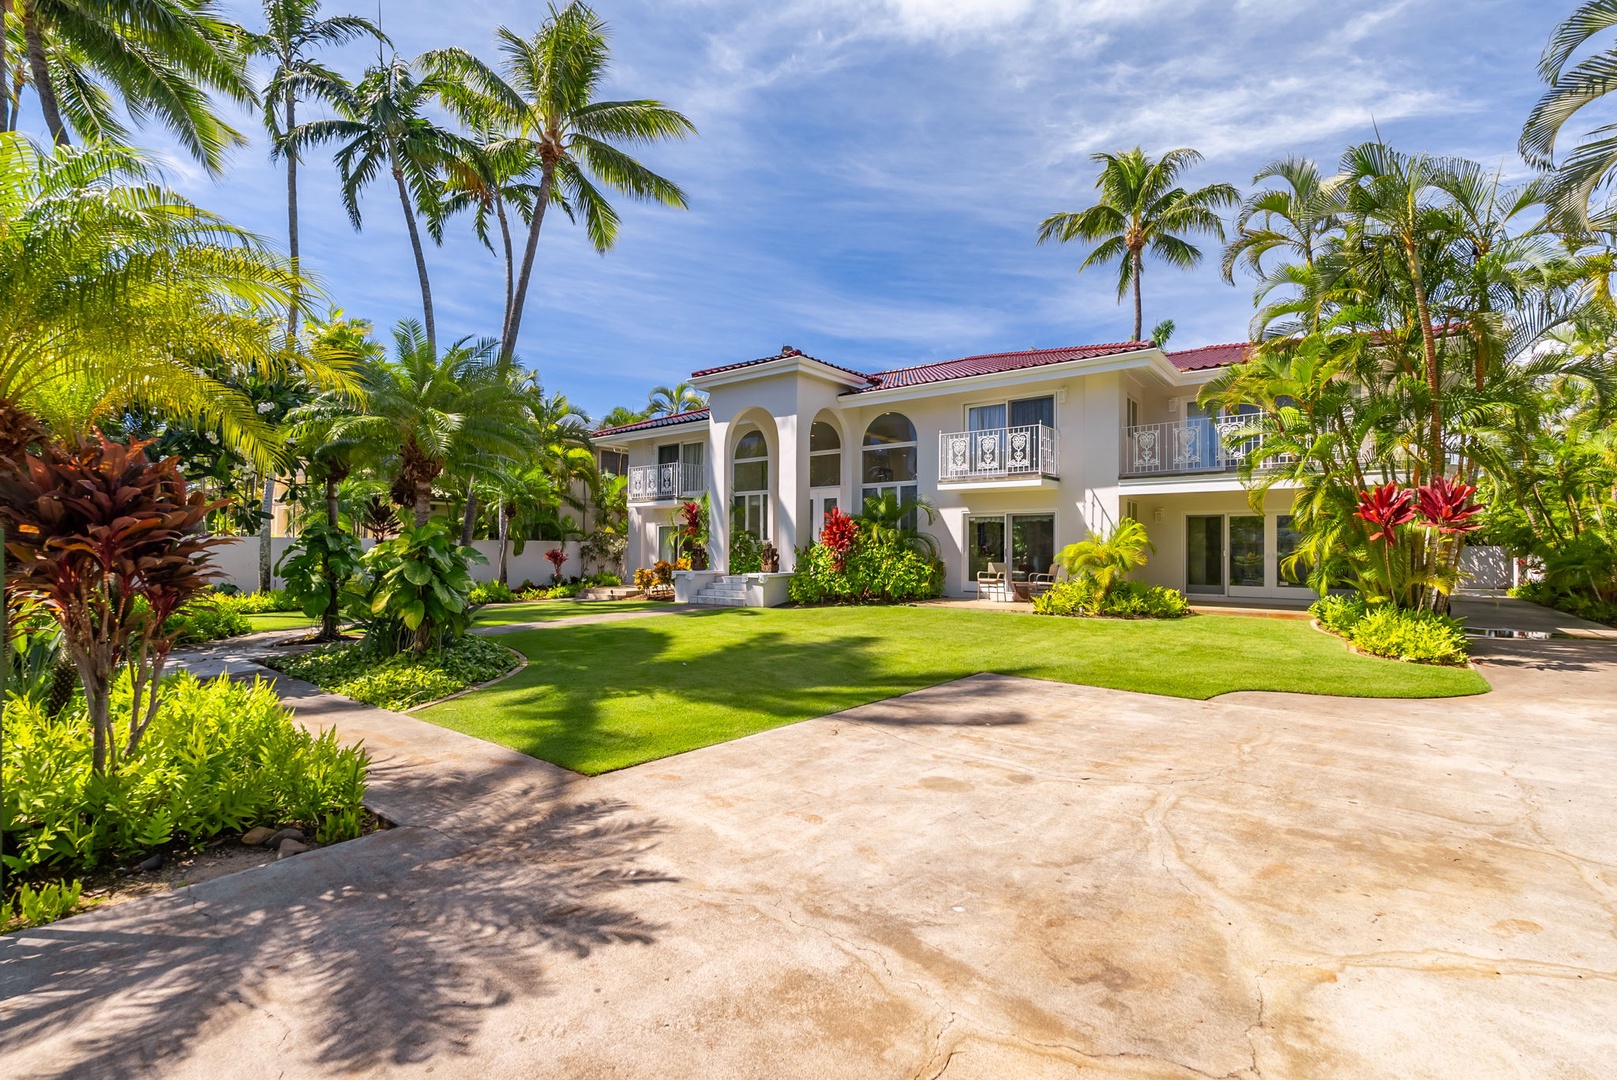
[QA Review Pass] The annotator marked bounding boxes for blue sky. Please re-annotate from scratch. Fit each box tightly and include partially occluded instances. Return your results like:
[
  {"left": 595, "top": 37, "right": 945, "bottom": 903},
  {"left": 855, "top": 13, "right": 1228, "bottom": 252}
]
[{"left": 157, "top": 1, "right": 1566, "bottom": 418}]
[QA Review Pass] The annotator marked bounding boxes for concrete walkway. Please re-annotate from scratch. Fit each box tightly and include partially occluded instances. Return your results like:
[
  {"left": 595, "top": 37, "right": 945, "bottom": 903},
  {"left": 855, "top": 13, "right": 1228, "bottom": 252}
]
[
  {"left": 1450, "top": 593, "right": 1617, "bottom": 640},
  {"left": 5, "top": 636, "right": 1617, "bottom": 1078}
]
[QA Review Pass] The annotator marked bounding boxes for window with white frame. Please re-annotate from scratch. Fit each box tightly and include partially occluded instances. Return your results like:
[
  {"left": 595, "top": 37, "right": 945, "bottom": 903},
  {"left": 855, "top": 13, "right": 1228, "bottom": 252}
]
[
  {"left": 731, "top": 429, "right": 769, "bottom": 540},
  {"left": 861, "top": 412, "right": 917, "bottom": 521},
  {"left": 809, "top": 421, "right": 841, "bottom": 488}
]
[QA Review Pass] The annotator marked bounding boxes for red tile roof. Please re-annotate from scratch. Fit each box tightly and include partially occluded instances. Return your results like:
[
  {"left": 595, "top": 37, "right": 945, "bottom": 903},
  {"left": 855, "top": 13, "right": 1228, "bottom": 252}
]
[
  {"left": 1165, "top": 343, "right": 1251, "bottom": 371},
  {"left": 854, "top": 342, "right": 1150, "bottom": 392},
  {"left": 690, "top": 346, "right": 872, "bottom": 382},
  {"left": 592, "top": 408, "right": 710, "bottom": 438}
]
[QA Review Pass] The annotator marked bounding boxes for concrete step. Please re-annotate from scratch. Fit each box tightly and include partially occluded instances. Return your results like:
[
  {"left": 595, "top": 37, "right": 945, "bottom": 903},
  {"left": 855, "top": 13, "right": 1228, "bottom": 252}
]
[
  {"left": 691, "top": 596, "right": 746, "bottom": 607},
  {"left": 699, "top": 586, "right": 748, "bottom": 599}
]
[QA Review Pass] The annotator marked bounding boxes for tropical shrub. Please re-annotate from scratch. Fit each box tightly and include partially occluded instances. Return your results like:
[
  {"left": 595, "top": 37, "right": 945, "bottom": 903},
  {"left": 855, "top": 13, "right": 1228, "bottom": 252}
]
[
  {"left": 1, "top": 673, "right": 369, "bottom": 882},
  {"left": 353, "top": 521, "right": 484, "bottom": 653},
  {"left": 1510, "top": 581, "right": 1617, "bottom": 627},
  {"left": 3, "top": 879, "right": 91, "bottom": 932},
  {"left": 1055, "top": 518, "right": 1155, "bottom": 599},
  {"left": 215, "top": 589, "right": 297, "bottom": 614},
  {"left": 545, "top": 547, "right": 568, "bottom": 581},
  {"left": 468, "top": 580, "right": 517, "bottom": 605},
  {"left": 1347, "top": 608, "right": 1470, "bottom": 665},
  {"left": 0, "top": 438, "right": 228, "bottom": 773},
  {"left": 788, "top": 523, "right": 944, "bottom": 604},
  {"left": 277, "top": 520, "right": 366, "bottom": 641},
  {"left": 1034, "top": 578, "right": 1190, "bottom": 619},
  {"left": 1309, "top": 594, "right": 1369, "bottom": 635},
  {"left": 729, "top": 520, "right": 763, "bottom": 574},
  {"left": 587, "top": 571, "right": 622, "bottom": 587},
  {"left": 270, "top": 635, "right": 518, "bottom": 712},
  {"left": 548, "top": 582, "right": 583, "bottom": 599},
  {"left": 164, "top": 598, "right": 254, "bottom": 644}
]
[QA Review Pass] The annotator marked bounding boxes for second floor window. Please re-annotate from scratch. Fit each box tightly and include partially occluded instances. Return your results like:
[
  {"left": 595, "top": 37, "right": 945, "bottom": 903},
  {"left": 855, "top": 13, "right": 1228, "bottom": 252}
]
[
  {"left": 732, "top": 429, "right": 769, "bottom": 539},
  {"left": 967, "top": 394, "right": 1054, "bottom": 432}
]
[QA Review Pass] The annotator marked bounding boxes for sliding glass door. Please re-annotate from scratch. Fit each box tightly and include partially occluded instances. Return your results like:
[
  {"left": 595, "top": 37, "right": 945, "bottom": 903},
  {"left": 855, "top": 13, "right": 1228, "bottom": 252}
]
[{"left": 1186, "top": 515, "right": 1223, "bottom": 595}]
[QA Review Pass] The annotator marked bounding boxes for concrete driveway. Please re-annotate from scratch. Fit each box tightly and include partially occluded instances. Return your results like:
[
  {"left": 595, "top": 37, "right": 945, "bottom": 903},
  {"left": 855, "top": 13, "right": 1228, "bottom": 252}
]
[{"left": 3, "top": 638, "right": 1616, "bottom": 1079}]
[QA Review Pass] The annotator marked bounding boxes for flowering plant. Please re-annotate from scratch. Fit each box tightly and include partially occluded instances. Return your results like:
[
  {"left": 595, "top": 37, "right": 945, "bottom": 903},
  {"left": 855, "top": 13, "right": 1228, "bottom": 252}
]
[
  {"left": 820, "top": 508, "right": 857, "bottom": 572},
  {"left": 1414, "top": 476, "right": 1483, "bottom": 534},
  {"left": 1353, "top": 483, "right": 1416, "bottom": 543},
  {"left": 544, "top": 548, "right": 567, "bottom": 582}
]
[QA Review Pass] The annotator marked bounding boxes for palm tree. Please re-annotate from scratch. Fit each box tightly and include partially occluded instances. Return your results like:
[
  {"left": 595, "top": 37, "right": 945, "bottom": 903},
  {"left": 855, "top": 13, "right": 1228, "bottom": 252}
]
[
  {"left": 287, "top": 56, "right": 470, "bottom": 353},
  {"left": 599, "top": 404, "right": 648, "bottom": 428},
  {"left": 646, "top": 381, "right": 705, "bottom": 416},
  {"left": 0, "top": 133, "right": 352, "bottom": 466},
  {"left": 1056, "top": 518, "right": 1155, "bottom": 598},
  {"left": 1222, "top": 156, "right": 1336, "bottom": 283},
  {"left": 1037, "top": 147, "right": 1238, "bottom": 341},
  {"left": 1522, "top": 1, "right": 1617, "bottom": 222},
  {"left": 247, "top": 0, "right": 387, "bottom": 345},
  {"left": 9, "top": 0, "right": 252, "bottom": 172},
  {"left": 422, "top": 2, "right": 695, "bottom": 362},
  {"left": 326, "top": 321, "right": 531, "bottom": 526}
]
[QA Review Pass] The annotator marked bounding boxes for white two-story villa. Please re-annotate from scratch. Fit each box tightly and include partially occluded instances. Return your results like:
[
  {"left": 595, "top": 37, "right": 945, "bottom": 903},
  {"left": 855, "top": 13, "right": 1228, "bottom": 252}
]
[{"left": 592, "top": 339, "right": 1309, "bottom": 603}]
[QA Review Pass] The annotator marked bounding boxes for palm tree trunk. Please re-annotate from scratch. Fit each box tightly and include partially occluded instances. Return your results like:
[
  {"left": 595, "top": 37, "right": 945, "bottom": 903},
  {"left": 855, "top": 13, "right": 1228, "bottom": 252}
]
[
  {"left": 259, "top": 474, "right": 275, "bottom": 592},
  {"left": 285, "top": 91, "right": 301, "bottom": 344},
  {"left": 390, "top": 153, "right": 437, "bottom": 354},
  {"left": 460, "top": 479, "right": 477, "bottom": 545},
  {"left": 495, "top": 195, "right": 516, "bottom": 349},
  {"left": 1407, "top": 245, "right": 1443, "bottom": 479},
  {"left": 501, "top": 164, "right": 556, "bottom": 363},
  {"left": 497, "top": 503, "right": 509, "bottom": 585},
  {"left": 1131, "top": 249, "right": 1144, "bottom": 341},
  {"left": 21, "top": 7, "right": 68, "bottom": 146},
  {"left": 0, "top": 1, "right": 12, "bottom": 134},
  {"left": 413, "top": 479, "right": 432, "bottom": 527},
  {"left": 326, "top": 473, "right": 340, "bottom": 529}
]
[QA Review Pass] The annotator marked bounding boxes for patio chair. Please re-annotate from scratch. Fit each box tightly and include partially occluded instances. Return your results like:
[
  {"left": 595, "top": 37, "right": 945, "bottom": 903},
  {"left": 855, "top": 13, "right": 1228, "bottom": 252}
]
[
  {"left": 1017, "top": 563, "right": 1060, "bottom": 602},
  {"left": 976, "top": 561, "right": 1008, "bottom": 602}
]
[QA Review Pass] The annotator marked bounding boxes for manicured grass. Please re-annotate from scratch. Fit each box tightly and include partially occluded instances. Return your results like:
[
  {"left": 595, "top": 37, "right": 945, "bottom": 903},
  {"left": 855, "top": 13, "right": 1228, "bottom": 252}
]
[
  {"left": 245, "top": 612, "right": 319, "bottom": 632},
  {"left": 472, "top": 599, "right": 674, "bottom": 625},
  {"left": 422, "top": 606, "right": 1491, "bottom": 775}
]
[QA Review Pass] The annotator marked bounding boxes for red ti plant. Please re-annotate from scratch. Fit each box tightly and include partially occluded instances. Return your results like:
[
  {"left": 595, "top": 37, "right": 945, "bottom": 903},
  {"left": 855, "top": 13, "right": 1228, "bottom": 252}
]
[
  {"left": 0, "top": 438, "right": 227, "bottom": 773},
  {"left": 1352, "top": 482, "right": 1416, "bottom": 542},
  {"left": 677, "top": 499, "right": 707, "bottom": 568},
  {"left": 1415, "top": 476, "right": 1483, "bottom": 534},
  {"left": 820, "top": 508, "right": 858, "bottom": 572},
  {"left": 544, "top": 547, "right": 568, "bottom": 583}
]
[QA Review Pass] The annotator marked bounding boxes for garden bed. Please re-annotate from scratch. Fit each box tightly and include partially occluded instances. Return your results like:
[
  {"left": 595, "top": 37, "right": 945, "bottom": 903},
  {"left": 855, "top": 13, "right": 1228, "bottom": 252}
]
[{"left": 265, "top": 635, "right": 523, "bottom": 712}]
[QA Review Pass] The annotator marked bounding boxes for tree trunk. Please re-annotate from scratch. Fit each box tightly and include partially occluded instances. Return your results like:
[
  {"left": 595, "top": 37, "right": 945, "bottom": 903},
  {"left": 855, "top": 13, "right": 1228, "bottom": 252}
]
[
  {"left": 460, "top": 479, "right": 477, "bottom": 545},
  {"left": 1131, "top": 248, "right": 1143, "bottom": 342},
  {"left": 285, "top": 91, "right": 301, "bottom": 344},
  {"left": 497, "top": 504, "right": 509, "bottom": 585},
  {"left": 391, "top": 153, "right": 437, "bottom": 354},
  {"left": 501, "top": 163, "right": 556, "bottom": 363},
  {"left": 413, "top": 479, "right": 432, "bottom": 527},
  {"left": 1407, "top": 243, "right": 1442, "bottom": 481},
  {"left": 22, "top": 7, "right": 67, "bottom": 146},
  {"left": 0, "top": 0, "right": 12, "bottom": 134},
  {"left": 325, "top": 473, "right": 340, "bottom": 529},
  {"left": 495, "top": 195, "right": 516, "bottom": 350},
  {"left": 259, "top": 474, "right": 275, "bottom": 593}
]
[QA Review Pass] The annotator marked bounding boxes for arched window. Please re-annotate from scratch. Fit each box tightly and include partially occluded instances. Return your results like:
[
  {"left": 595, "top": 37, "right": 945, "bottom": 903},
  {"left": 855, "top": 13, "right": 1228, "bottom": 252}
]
[
  {"left": 732, "top": 429, "right": 769, "bottom": 539},
  {"left": 862, "top": 412, "right": 917, "bottom": 519},
  {"left": 809, "top": 421, "right": 841, "bottom": 488}
]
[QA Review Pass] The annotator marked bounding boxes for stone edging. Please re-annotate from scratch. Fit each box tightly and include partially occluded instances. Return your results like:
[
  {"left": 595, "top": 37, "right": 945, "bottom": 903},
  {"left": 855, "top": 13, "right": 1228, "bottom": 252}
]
[{"left": 405, "top": 643, "right": 529, "bottom": 712}]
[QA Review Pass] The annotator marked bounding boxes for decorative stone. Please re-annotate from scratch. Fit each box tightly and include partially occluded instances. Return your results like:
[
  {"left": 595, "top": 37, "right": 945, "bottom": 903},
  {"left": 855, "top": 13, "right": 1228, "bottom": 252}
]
[
  {"left": 241, "top": 827, "right": 276, "bottom": 847},
  {"left": 266, "top": 828, "right": 305, "bottom": 847},
  {"left": 137, "top": 853, "right": 164, "bottom": 872},
  {"left": 276, "top": 839, "right": 311, "bottom": 859}
]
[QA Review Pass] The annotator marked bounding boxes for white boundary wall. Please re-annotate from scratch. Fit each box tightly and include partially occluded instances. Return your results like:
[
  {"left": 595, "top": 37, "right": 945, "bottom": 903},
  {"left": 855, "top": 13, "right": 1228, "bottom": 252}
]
[{"left": 208, "top": 536, "right": 588, "bottom": 592}]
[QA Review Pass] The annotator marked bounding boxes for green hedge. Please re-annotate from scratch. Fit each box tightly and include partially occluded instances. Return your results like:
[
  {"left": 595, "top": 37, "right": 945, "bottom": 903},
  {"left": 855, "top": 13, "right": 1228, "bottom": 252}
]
[
  {"left": 1033, "top": 578, "right": 1190, "bottom": 619},
  {"left": 788, "top": 529, "right": 944, "bottom": 605},
  {"left": 2, "top": 673, "right": 369, "bottom": 880}
]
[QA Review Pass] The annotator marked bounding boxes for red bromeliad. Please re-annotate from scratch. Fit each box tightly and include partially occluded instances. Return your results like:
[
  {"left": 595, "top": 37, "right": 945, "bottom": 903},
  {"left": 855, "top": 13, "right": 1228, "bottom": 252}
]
[
  {"left": 820, "top": 508, "right": 857, "bottom": 572},
  {"left": 1415, "top": 476, "right": 1483, "bottom": 534},
  {"left": 1353, "top": 483, "right": 1416, "bottom": 543}
]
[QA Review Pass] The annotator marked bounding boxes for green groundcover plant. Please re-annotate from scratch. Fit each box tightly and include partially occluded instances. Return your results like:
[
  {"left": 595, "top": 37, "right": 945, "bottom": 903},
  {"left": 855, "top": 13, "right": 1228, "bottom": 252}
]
[
  {"left": 469, "top": 580, "right": 517, "bottom": 605},
  {"left": 1309, "top": 595, "right": 1470, "bottom": 665},
  {"left": 2, "top": 673, "right": 369, "bottom": 930},
  {"left": 164, "top": 597, "right": 254, "bottom": 644},
  {"left": 1034, "top": 578, "right": 1190, "bottom": 619},
  {"left": 270, "top": 635, "right": 519, "bottom": 712}
]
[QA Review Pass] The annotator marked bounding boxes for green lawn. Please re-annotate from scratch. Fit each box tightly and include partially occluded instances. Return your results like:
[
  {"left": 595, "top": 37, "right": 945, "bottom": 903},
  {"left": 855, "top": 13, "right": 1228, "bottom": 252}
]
[
  {"left": 421, "top": 605, "right": 1491, "bottom": 775},
  {"left": 245, "top": 612, "right": 319, "bottom": 632},
  {"left": 472, "top": 599, "right": 674, "bottom": 625}
]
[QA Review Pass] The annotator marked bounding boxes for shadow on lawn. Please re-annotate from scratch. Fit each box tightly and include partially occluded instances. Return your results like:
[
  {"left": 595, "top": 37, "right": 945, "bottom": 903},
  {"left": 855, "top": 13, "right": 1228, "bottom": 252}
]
[{"left": 0, "top": 795, "right": 672, "bottom": 1077}]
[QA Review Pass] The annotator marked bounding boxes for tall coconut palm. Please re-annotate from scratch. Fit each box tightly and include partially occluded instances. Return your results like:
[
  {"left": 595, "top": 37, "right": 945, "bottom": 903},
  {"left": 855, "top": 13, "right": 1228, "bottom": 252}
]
[
  {"left": 326, "top": 321, "right": 532, "bottom": 526},
  {"left": 1037, "top": 147, "right": 1238, "bottom": 342},
  {"left": 0, "top": 133, "right": 351, "bottom": 465},
  {"left": 9, "top": 0, "right": 252, "bottom": 172},
  {"left": 646, "top": 380, "right": 705, "bottom": 416},
  {"left": 1522, "top": 1, "right": 1617, "bottom": 222},
  {"left": 421, "top": 1, "right": 695, "bottom": 363},
  {"left": 287, "top": 56, "right": 470, "bottom": 353}
]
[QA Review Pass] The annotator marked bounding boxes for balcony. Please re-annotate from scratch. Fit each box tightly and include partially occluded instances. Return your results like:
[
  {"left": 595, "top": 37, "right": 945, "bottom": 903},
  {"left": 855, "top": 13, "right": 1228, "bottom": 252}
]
[
  {"left": 1121, "top": 418, "right": 1261, "bottom": 478},
  {"left": 627, "top": 462, "right": 705, "bottom": 503},
  {"left": 938, "top": 424, "right": 1058, "bottom": 485}
]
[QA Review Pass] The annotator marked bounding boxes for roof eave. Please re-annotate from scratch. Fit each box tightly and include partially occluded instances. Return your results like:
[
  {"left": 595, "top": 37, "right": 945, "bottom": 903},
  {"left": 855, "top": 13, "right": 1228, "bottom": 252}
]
[
  {"left": 689, "top": 355, "right": 871, "bottom": 391},
  {"left": 844, "top": 346, "right": 1163, "bottom": 403}
]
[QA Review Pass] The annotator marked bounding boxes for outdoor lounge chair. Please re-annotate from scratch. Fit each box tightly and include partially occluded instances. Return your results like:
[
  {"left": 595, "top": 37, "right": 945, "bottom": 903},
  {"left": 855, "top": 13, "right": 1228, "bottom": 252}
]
[{"left": 977, "top": 561, "right": 1009, "bottom": 602}]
